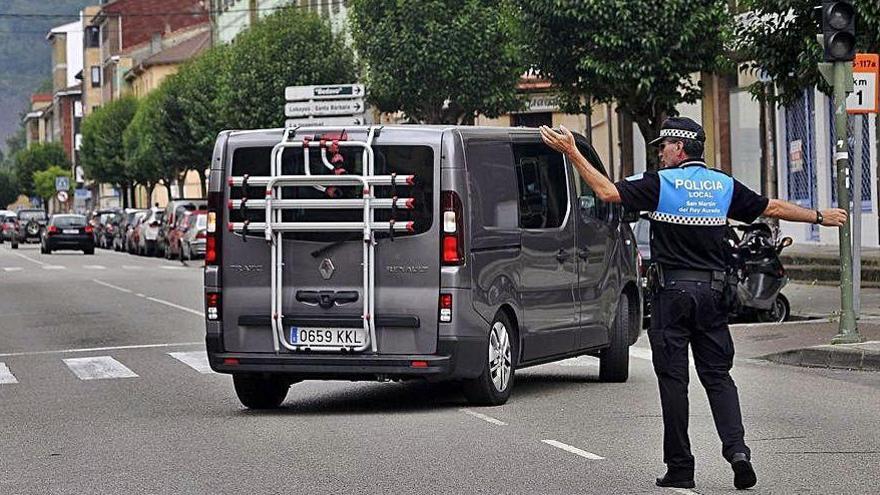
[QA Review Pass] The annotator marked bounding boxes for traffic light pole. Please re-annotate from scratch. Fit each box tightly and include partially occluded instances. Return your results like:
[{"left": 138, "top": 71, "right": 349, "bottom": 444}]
[{"left": 831, "top": 60, "right": 861, "bottom": 344}]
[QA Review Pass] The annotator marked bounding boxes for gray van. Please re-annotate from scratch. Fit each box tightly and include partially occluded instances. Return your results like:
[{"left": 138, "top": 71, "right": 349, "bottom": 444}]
[{"left": 204, "top": 126, "right": 642, "bottom": 409}]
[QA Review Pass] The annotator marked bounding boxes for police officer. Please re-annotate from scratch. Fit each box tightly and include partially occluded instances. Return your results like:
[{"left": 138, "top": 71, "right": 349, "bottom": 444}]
[{"left": 540, "top": 117, "right": 846, "bottom": 491}]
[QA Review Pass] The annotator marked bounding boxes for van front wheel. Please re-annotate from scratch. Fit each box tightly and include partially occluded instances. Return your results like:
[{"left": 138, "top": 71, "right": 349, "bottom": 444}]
[
  {"left": 599, "top": 295, "right": 631, "bottom": 382},
  {"left": 462, "top": 312, "right": 516, "bottom": 406},
  {"left": 232, "top": 374, "right": 291, "bottom": 409}
]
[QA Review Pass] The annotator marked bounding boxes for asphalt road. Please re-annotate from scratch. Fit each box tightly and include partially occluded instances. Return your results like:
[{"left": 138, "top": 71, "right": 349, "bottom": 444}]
[{"left": 0, "top": 243, "right": 877, "bottom": 495}]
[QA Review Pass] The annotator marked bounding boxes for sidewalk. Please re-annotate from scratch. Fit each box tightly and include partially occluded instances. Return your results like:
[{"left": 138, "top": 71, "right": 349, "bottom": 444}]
[
  {"left": 784, "top": 282, "right": 880, "bottom": 318},
  {"left": 731, "top": 319, "right": 880, "bottom": 372},
  {"left": 782, "top": 243, "right": 880, "bottom": 286}
]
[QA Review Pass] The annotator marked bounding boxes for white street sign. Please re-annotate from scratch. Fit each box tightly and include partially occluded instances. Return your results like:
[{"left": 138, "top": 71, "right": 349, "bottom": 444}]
[
  {"left": 285, "top": 99, "right": 365, "bottom": 118},
  {"left": 285, "top": 116, "right": 365, "bottom": 127},
  {"left": 56, "top": 190, "right": 69, "bottom": 203},
  {"left": 847, "top": 72, "right": 878, "bottom": 113},
  {"left": 286, "top": 84, "right": 365, "bottom": 101}
]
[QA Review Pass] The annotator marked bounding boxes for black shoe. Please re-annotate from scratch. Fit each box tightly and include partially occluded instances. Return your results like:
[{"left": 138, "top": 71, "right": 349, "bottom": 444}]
[
  {"left": 730, "top": 453, "right": 757, "bottom": 490},
  {"left": 655, "top": 474, "right": 695, "bottom": 489}
]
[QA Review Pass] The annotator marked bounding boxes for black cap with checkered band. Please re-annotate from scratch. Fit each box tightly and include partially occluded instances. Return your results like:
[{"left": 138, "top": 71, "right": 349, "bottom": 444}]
[{"left": 648, "top": 117, "right": 706, "bottom": 146}]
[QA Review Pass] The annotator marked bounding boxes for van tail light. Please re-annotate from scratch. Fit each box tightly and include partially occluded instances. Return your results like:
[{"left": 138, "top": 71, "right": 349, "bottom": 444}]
[
  {"left": 206, "top": 191, "right": 223, "bottom": 266},
  {"left": 206, "top": 292, "right": 221, "bottom": 321},
  {"left": 439, "top": 293, "right": 452, "bottom": 323},
  {"left": 441, "top": 191, "right": 464, "bottom": 265},
  {"left": 47, "top": 226, "right": 58, "bottom": 235}
]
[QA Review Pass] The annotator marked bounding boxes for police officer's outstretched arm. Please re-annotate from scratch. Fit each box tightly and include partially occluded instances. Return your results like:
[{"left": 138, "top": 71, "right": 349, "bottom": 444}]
[
  {"left": 540, "top": 125, "right": 622, "bottom": 203},
  {"left": 762, "top": 198, "right": 847, "bottom": 227}
]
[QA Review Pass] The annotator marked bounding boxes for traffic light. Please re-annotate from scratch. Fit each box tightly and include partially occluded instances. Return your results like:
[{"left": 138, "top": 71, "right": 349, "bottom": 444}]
[{"left": 821, "top": 1, "right": 856, "bottom": 62}]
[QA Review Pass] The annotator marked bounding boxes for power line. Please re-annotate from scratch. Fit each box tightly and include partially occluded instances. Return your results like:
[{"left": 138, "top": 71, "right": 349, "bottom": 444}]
[{"left": 0, "top": 1, "right": 346, "bottom": 20}]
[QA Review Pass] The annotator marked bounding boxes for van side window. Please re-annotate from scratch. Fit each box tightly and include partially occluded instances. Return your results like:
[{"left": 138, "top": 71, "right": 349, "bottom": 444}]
[
  {"left": 465, "top": 140, "right": 518, "bottom": 229},
  {"left": 514, "top": 143, "right": 567, "bottom": 229},
  {"left": 574, "top": 143, "right": 610, "bottom": 221}
]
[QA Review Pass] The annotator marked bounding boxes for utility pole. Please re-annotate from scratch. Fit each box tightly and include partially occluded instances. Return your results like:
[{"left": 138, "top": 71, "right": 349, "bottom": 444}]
[{"left": 818, "top": 0, "right": 861, "bottom": 344}]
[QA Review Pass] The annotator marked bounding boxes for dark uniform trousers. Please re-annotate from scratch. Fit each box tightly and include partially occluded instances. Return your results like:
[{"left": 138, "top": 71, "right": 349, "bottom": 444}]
[{"left": 649, "top": 279, "right": 751, "bottom": 475}]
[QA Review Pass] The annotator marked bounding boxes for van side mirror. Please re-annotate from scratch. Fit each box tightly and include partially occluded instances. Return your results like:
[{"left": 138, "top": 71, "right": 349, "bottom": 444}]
[{"left": 622, "top": 209, "right": 640, "bottom": 223}]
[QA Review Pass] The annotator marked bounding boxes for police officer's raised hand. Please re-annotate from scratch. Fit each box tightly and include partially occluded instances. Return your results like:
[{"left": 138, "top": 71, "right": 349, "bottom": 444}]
[
  {"left": 821, "top": 208, "right": 847, "bottom": 227},
  {"left": 540, "top": 125, "right": 576, "bottom": 156}
]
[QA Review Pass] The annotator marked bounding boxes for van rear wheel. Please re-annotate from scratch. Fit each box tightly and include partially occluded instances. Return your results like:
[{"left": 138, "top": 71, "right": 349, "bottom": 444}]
[
  {"left": 462, "top": 312, "right": 516, "bottom": 406},
  {"left": 232, "top": 374, "right": 291, "bottom": 409},
  {"left": 599, "top": 295, "right": 630, "bottom": 383}
]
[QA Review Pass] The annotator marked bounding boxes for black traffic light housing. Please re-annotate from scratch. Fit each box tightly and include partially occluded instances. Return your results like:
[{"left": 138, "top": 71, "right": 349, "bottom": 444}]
[{"left": 821, "top": 1, "right": 856, "bottom": 62}]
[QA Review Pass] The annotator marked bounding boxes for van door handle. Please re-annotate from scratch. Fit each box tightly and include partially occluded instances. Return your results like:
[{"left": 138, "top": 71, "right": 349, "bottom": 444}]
[
  {"left": 556, "top": 249, "right": 571, "bottom": 263},
  {"left": 577, "top": 248, "right": 590, "bottom": 260}
]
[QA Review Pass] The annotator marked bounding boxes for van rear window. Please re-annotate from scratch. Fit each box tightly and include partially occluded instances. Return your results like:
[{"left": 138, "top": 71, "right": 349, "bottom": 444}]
[
  {"left": 229, "top": 145, "right": 434, "bottom": 241},
  {"left": 53, "top": 216, "right": 87, "bottom": 228}
]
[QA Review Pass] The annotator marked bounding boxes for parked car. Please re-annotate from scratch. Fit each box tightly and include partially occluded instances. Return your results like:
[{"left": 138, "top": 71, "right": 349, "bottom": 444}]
[
  {"left": 126, "top": 210, "right": 150, "bottom": 254},
  {"left": 631, "top": 217, "right": 652, "bottom": 326},
  {"left": 158, "top": 199, "right": 207, "bottom": 257},
  {"left": 136, "top": 208, "right": 164, "bottom": 256},
  {"left": 164, "top": 210, "right": 192, "bottom": 260},
  {"left": 1, "top": 213, "right": 18, "bottom": 244},
  {"left": 11, "top": 209, "right": 48, "bottom": 248},
  {"left": 97, "top": 210, "right": 123, "bottom": 249},
  {"left": 179, "top": 210, "right": 207, "bottom": 260},
  {"left": 205, "top": 126, "right": 642, "bottom": 409},
  {"left": 114, "top": 209, "right": 146, "bottom": 252},
  {"left": 41, "top": 214, "right": 95, "bottom": 254}
]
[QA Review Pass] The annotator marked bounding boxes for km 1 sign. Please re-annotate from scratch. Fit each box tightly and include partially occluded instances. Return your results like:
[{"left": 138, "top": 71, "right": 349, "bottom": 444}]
[{"left": 847, "top": 54, "right": 878, "bottom": 114}]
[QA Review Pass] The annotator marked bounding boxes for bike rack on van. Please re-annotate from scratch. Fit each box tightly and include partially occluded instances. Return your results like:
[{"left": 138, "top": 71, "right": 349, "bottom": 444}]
[{"left": 226, "top": 126, "right": 417, "bottom": 354}]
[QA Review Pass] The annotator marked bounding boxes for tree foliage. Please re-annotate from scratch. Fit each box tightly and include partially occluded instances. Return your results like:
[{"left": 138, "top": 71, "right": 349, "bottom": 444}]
[
  {"left": 33, "top": 165, "right": 71, "bottom": 205},
  {"left": 0, "top": 169, "right": 18, "bottom": 207},
  {"left": 80, "top": 96, "right": 138, "bottom": 188},
  {"left": 735, "top": 0, "right": 880, "bottom": 106},
  {"left": 350, "top": 0, "right": 525, "bottom": 124},
  {"left": 218, "top": 7, "right": 358, "bottom": 129},
  {"left": 12, "top": 142, "right": 69, "bottom": 197},
  {"left": 515, "top": 0, "right": 730, "bottom": 163}
]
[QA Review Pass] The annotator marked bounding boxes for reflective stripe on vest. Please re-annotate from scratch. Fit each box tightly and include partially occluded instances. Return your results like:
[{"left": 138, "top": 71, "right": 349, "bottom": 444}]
[{"left": 649, "top": 163, "right": 733, "bottom": 226}]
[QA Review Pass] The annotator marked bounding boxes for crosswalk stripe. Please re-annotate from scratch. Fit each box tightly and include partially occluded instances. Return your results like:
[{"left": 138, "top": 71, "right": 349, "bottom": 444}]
[
  {"left": 122, "top": 265, "right": 143, "bottom": 270},
  {"left": 0, "top": 363, "right": 19, "bottom": 384},
  {"left": 42, "top": 265, "right": 66, "bottom": 270},
  {"left": 83, "top": 265, "right": 106, "bottom": 270},
  {"left": 168, "top": 351, "right": 214, "bottom": 374},
  {"left": 63, "top": 356, "right": 139, "bottom": 380},
  {"left": 3, "top": 267, "right": 23, "bottom": 272}
]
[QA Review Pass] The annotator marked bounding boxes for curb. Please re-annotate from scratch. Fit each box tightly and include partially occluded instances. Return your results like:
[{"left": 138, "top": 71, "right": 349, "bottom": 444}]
[{"left": 759, "top": 344, "right": 880, "bottom": 371}]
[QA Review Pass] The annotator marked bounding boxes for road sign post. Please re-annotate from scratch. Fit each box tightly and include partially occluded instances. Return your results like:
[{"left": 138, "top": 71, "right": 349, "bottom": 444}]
[{"left": 284, "top": 83, "right": 367, "bottom": 127}]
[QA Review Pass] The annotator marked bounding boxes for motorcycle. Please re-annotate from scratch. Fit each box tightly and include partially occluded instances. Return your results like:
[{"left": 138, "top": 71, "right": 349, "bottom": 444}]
[{"left": 727, "top": 223, "right": 793, "bottom": 323}]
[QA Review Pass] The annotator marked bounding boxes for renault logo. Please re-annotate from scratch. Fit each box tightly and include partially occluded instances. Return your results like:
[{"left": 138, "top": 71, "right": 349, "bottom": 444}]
[{"left": 319, "top": 258, "right": 335, "bottom": 280}]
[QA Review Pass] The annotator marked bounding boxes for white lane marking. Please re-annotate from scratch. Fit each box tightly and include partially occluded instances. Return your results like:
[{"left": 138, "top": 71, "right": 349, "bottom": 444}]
[
  {"left": 460, "top": 408, "right": 507, "bottom": 426},
  {"left": 63, "top": 356, "right": 139, "bottom": 380},
  {"left": 160, "top": 266, "right": 185, "bottom": 270},
  {"left": 146, "top": 297, "right": 204, "bottom": 317},
  {"left": 0, "top": 363, "right": 19, "bottom": 384},
  {"left": 10, "top": 251, "right": 46, "bottom": 266},
  {"left": 541, "top": 439, "right": 605, "bottom": 460},
  {"left": 42, "top": 265, "right": 66, "bottom": 270},
  {"left": 136, "top": 293, "right": 146, "bottom": 298},
  {"left": 122, "top": 265, "right": 143, "bottom": 270},
  {"left": 169, "top": 351, "right": 214, "bottom": 374},
  {"left": 83, "top": 265, "right": 106, "bottom": 270},
  {"left": 3, "top": 267, "right": 24, "bottom": 272},
  {"left": 0, "top": 342, "right": 202, "bottom": 358},
  {"left": 669, "top": 489, "right": 701, "bottom": 495},
  {"left": 554, "top": 356, "right": 598, "bottom": 367},
  {"left": 630, "top": 347, "right": 653, "bottom": 361},
  {"left": 92, "top": 279, "right": 132, "bottom": 293}
]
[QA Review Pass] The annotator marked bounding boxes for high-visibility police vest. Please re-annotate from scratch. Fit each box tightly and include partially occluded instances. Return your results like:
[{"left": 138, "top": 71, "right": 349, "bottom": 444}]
[{"left": 648, "top": 162, "right": 733, "bottom": 226}]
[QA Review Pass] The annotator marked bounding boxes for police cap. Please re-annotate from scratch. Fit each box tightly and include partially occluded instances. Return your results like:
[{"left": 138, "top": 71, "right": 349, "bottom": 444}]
[{"left": 648, "top": 117, "right": 706, "bottom": 146}]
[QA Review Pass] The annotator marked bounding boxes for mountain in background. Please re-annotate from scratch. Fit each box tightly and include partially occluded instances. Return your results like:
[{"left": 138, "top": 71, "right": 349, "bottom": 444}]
[{"left": 0, "top": 1, "right": 93, "bottom": 152}]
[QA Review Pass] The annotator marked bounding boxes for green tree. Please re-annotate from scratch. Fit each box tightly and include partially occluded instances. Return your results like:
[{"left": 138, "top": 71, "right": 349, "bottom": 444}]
[
  {"left": 32, "top": 165, "right": 71, "bottom": 208},
  {"left": 735, "top": 1, "right": 880, "bottom": 106},
  {"left": 217, "top": 8, "right": 358, "bottom": 129},
  {"left": 350, "top": 0, "right": 525, "bottom": 124},
  {"left": 124, "top": 88, "right": 180, "bottom": 203},
  {"left": 12, "top": 142, "right": 69, "bottom": 197},
  {"left": 515, "top": 0, "right": 730, "bottom": 167},
  {"left": 4, "top": 125, "right": 26, "bottom": 168},
  {"left": 0, "top": 169, "right": 18, "bottom": 207},
  {"left": 80, "top": 96, "right": 138, "bottom": 207}
]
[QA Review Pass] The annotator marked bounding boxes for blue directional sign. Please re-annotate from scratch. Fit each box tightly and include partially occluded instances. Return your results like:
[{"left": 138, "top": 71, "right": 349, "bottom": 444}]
[{"left": 56, "top": 176, "right": 70, "bottom": 191}]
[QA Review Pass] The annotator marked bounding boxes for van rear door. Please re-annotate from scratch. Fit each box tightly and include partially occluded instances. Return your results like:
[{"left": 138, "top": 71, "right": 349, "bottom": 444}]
[{"left": 221, "top": 131, "right": 440, "bottom": 356}]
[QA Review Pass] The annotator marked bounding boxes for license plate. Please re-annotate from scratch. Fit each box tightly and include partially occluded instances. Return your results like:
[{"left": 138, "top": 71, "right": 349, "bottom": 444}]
[
  {"left": 289, "top": 327, "right": 366, "bottom": 347},
  {"left": 63, "top": 229, "right": 79, "bottom": 234}
]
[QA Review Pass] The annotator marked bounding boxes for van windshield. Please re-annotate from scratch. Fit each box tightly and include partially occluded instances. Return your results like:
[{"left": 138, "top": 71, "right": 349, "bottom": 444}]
[{"left": 229, "top": 144, "right": 434, "bottom": 241}]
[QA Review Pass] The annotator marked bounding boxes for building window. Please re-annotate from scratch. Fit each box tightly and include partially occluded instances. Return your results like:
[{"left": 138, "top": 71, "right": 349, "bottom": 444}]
[
  {"left": 85, "top": 26, "right": 100, "bottom": 48},
  {"left": 91, "top": 66, "right": 101, "bottom": 88}
]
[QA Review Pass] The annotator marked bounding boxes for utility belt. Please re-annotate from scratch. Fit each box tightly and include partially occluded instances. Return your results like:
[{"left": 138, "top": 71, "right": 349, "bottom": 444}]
[{"left": 645, "top": 264, "right": 737, "bottom": 296}]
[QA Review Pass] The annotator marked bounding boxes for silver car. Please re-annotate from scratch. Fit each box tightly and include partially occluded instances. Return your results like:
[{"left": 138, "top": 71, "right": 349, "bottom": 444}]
[
  {"left": 205, "top": 126, "right": 641, "bottom": 409},
  {"left": 179, "top": 211, "right": 207, "bottom": 260}
]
